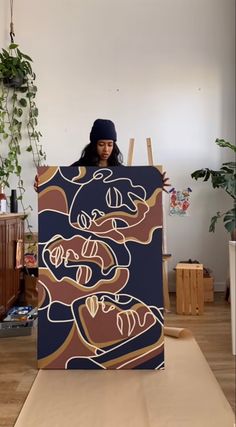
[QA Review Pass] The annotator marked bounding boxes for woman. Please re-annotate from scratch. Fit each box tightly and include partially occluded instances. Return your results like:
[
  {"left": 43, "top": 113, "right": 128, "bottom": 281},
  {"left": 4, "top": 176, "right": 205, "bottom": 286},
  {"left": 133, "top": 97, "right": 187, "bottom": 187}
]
[
  {"left": 71, "top": 118, "right": 170, "bottom": 189},
  {"left": 34, "top": 119, "right": 170, "bottom": 189},
  {"left": 34, "top": 119, "right": 122, "bottom": 191},
  {"left": 71, "top": 119, "right": 123, "bottom": 167}
]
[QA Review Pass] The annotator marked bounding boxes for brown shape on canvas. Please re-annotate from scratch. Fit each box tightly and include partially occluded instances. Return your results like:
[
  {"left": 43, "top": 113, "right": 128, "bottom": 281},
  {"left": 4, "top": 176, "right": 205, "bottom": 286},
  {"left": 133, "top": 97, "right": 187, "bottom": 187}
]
[
  {"left": 39, "top": 186, "right": 68, "bottom": 214},
  {"left": 38, "top": 268, "right": 129, "bottom": 307}
]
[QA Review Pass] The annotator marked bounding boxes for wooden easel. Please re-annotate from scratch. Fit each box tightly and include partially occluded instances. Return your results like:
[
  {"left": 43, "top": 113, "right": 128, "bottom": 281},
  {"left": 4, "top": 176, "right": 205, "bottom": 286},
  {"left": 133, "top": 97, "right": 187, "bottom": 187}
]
[{"left": 127, "top": 138, "right": 171, "bottom": 311}]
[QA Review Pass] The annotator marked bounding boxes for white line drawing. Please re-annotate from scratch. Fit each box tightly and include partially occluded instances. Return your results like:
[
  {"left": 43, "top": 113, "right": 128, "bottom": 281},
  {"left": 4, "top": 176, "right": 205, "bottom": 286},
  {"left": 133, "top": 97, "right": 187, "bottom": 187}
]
[
  {"left": 68, "top": 168, "right": 150, "bottom": 239},
  {"left": 155, "top": 361, "right": 165, "bottom": 370},
  {"left": 38, "top": 167, "right": 164, "bottom": 369},
  {"left": 42, "top": 233, "right": 132, "bottom": 287},
  {"left": 117, "top": 341, "right": 164, "bottom": 369},
  {"left": 38, "top": 167, "right": 59, "bottom": 187}
]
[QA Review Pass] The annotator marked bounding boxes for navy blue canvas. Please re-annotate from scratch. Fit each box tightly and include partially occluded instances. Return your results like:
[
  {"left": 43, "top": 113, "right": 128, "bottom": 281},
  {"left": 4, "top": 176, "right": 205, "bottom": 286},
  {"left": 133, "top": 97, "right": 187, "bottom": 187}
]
[{"left": 38, "top": 166, "right": 164, "bottom": 369}]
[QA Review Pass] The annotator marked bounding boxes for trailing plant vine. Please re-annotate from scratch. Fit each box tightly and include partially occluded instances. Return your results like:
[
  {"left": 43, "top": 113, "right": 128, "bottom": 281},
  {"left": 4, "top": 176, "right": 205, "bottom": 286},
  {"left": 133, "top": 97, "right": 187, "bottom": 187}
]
[{"left": 0, "top": 43, "right": 46, "bottom": 230}]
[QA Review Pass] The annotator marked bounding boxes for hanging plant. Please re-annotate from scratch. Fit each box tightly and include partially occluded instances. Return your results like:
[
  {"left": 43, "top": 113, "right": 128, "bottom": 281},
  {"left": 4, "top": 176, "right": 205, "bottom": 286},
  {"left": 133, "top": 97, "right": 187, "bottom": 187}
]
[
  {"left": 0, "top": 43, "right": 33, "bottom": 87},
  {"left": 0, "top": 43, "right": 46, "bottom": 229}
]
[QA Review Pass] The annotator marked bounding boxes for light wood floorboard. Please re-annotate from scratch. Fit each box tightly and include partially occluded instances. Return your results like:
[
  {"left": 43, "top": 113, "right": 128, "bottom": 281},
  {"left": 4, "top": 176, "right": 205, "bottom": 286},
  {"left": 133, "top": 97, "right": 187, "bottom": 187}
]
[
  {"left": 0, "top": 293, "right": 235, "bottom": 427},
  {"left": 166, "top": 292, "right": 235, "bottom": 414}
]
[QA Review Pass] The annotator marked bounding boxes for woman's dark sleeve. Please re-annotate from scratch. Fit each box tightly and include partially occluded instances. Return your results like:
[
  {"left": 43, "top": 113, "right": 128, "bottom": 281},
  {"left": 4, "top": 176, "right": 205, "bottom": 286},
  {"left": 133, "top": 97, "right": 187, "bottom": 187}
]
[{"left": 70, "top": 159, "right": 83, "bottom": 166}]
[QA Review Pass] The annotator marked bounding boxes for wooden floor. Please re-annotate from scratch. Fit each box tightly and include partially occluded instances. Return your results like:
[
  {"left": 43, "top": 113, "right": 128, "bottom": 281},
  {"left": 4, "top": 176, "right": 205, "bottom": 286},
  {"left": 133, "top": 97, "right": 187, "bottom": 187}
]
[
  {"left": 0, "top": 293, "right": 235, "bottom": 427},
  {"left": 166, "top": 292, "right": 235, "bottom": 414}
]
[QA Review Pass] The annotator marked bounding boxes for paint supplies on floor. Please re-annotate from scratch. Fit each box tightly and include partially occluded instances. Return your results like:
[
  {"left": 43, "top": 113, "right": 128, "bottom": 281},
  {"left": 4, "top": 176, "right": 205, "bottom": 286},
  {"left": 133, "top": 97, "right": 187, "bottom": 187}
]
[{"left": 0, "top": 306, "right": 37, "bottom": 338}]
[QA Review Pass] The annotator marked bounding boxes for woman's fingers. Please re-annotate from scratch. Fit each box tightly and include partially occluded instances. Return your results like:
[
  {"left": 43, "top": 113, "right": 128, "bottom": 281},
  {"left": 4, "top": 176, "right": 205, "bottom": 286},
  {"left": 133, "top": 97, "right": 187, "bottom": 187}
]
[
  {"left": 34, "top": 174, "right": 39, "bottom": 192},
  {"left": 162, "top": 171, "right": 171, "bottom": 192}
]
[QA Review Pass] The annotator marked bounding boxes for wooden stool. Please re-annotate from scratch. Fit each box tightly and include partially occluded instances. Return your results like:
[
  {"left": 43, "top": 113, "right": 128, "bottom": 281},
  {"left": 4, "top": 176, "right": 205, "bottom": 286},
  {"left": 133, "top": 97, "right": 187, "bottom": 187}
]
[{"left": 176, "top": 263, "right": 204, "bottom": 315}]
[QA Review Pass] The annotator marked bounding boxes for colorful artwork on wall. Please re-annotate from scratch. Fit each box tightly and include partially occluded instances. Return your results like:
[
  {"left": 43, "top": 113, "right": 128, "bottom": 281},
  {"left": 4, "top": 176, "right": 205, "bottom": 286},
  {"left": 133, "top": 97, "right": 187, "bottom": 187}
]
[
  {"left": 24, "top": 232, "right": 38, "bottom": 268},
  {"left": 38, "top": 166, "right": 164, "bottom": 369},
  {"left": 169, "top": 187, "right": 192, "bottom": 216}
]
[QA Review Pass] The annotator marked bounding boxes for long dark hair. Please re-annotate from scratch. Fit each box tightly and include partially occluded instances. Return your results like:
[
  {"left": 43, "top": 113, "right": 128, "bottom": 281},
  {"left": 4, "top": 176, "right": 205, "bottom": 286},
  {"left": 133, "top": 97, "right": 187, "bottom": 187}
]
[{"left": 74, "top": 141, "right": 123, "bottom": 166}]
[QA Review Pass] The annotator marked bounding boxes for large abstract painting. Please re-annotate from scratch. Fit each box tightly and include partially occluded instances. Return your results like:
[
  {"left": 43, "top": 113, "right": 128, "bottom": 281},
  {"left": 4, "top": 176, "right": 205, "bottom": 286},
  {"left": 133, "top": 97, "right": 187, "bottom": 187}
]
[{"left": 38, "top": 166, "right": 164, "bottom": 369}]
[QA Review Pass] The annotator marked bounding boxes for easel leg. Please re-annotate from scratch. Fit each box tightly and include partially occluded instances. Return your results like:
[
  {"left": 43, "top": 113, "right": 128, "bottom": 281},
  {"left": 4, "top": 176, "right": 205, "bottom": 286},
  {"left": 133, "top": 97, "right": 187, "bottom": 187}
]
[
  {"left": 127, "top": 137, "right": 171, "bottom": 312},
  {"left": 163, "top": 260, "right": 171, "bottom": 311},
  {"left": 146, "top": 138, "right": 171, "bottom": 312}
]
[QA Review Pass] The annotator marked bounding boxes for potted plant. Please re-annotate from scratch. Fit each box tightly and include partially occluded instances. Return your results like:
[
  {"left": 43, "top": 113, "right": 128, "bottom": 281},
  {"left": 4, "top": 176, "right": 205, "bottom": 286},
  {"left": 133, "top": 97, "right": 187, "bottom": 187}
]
[
  {"left": 191, "top": 139, "right": 236, "bottom": 238},
  {"left": 0, "top": 43, "right": 46, "bottom": 229},
  {"left": 0, "top": 43, "right": 34, "bottom": 88},
  {"left": 192, "top": 139, "right": 236, "bottom": 326}
]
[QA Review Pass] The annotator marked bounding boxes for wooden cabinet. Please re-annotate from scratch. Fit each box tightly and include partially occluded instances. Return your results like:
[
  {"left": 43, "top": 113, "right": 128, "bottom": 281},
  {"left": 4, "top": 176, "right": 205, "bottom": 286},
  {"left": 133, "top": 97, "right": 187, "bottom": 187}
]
[{"left": 0, "top": 214, "right": 24, "bottom": 318}]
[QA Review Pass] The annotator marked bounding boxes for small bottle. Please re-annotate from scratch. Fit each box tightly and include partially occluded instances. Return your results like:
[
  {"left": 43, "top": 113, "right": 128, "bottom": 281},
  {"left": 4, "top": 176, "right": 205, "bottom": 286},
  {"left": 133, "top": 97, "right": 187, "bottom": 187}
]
[
  {"left": 10, "top": 189, "right": 18, "bottom": 213},
  {"left": 0, "top": 184, "right": 7, "bottom": 213}
]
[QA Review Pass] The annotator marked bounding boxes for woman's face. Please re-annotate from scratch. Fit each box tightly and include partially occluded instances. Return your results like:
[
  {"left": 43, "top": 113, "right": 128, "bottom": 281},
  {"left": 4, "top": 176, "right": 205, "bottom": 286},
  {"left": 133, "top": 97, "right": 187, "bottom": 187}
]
[{"left": 96, "top": 139, "right": 114, "bottom": 161}]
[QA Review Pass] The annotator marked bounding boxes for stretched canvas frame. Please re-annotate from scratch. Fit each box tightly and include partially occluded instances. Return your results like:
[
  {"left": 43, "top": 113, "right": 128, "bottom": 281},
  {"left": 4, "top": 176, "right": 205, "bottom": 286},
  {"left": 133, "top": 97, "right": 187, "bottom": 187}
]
[{"left": 38, "top": 166, "right": 164, "bottom": 369}]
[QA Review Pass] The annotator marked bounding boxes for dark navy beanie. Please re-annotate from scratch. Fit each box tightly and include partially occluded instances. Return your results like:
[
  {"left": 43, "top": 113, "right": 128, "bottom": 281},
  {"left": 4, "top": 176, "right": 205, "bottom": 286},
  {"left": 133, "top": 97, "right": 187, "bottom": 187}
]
[{"left": 90, "top": 119, "right": 117, "bottom": 144}]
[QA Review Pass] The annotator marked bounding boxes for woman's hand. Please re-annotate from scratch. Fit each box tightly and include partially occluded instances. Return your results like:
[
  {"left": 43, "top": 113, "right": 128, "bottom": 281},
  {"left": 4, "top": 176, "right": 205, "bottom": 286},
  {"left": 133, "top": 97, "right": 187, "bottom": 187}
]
[
  {"left": 34, "top": 174, "right": 39, "bottom": 192},
  {"left": 162, "top": 171, "right": 171, "bottom": 193}
]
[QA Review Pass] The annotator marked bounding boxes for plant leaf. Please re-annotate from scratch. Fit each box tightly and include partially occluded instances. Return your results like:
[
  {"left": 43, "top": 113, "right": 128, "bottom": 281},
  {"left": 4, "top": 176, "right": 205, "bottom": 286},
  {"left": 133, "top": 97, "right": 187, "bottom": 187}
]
[
  {"left": 209, "top": 214, "right": 220, "bottom": 232},
  {"left": 215, "top": 138, "right": 236, "bottom": 152},
  {"left": 9, "top": 43, "right": 18, "bottom": 50},
  {"left": 19, "top": 98, "right": 27, "bottom": 107}
]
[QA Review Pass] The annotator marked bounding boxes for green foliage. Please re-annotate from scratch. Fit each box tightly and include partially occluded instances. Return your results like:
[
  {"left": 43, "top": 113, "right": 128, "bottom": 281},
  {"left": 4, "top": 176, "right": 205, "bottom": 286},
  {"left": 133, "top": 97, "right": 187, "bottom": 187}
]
[
  {"left": 191, "top": 139, "right": 236, "bottom": 234},
  {"left": 0, "top": 43, "right": 46, "bottom": 229},
  {"left": 0, "top": 43, "right": 33, "bottom": 81}
]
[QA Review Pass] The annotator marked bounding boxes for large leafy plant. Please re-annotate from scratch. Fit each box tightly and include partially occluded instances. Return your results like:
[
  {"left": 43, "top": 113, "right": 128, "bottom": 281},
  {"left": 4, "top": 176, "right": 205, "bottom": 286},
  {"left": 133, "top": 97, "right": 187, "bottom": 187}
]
[
  {"left": 191, "top": 139, "right": 236, "bottom": 234},
  {"left": 0, "top": 43, "right": 46, "bottom": 228}
]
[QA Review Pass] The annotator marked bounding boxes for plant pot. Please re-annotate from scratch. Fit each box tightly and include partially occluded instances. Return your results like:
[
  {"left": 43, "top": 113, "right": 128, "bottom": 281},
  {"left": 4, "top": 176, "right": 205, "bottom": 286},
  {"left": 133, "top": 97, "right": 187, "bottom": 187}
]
[
  {"left": 230, "top": 228, "right": 236, "bottom": 241},
  {"left": 229, "top": 241, "right": 236, "bottom": 355},
  {"left": 3, "top": 75, "right": 25, "bottom": 88}
]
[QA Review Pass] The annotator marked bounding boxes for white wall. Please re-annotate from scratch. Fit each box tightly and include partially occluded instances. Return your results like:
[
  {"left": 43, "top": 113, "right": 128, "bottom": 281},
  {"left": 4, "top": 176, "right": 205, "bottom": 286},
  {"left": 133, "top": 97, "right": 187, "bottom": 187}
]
[{"left": 1, "top": 0, "right": 235, "bottom": 289}]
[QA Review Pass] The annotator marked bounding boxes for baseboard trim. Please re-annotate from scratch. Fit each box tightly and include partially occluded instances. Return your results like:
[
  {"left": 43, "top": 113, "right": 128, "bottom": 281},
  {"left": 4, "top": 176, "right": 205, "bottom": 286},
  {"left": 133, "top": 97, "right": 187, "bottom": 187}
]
[{"left": 214, "top": 282, "right": 227, "bottom": 292}]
